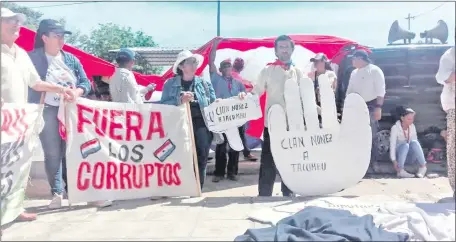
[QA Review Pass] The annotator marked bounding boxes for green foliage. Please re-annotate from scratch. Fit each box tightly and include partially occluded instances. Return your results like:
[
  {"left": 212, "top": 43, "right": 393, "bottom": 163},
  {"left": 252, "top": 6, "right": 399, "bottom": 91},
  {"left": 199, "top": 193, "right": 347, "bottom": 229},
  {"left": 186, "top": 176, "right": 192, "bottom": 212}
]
[
  {"left": 1, "top": 2, "right": 43, "bottom": 30},
  {"left": 2, "top": 3, "right": 162, "bottom": 75},
  {"left": 78, "top": 23, "right": 161, "bottom": 75}
]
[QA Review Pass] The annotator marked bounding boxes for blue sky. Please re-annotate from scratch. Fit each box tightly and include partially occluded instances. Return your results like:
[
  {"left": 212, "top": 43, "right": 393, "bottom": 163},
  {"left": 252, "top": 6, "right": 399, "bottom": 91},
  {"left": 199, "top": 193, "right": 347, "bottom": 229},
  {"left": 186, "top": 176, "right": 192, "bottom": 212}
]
[{"left": 17, "top": 1, "right": 456, "bottom": 48}]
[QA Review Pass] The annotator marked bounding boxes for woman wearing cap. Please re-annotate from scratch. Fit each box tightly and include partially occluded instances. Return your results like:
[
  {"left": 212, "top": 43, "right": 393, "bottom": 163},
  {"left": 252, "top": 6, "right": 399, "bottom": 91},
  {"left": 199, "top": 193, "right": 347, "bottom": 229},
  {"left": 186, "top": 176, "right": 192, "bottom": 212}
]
[
  {"left": 27, "top": 19, "right": 114, "bottom": 209},
  {"left": 389, "top": 106, "right": 427, "bottom": 178},
  {"left": 161, "top": 50, "right": 217, "bottom": 189},
  {"left": 308, "top": 53, "right": 337, "bottom": 99},
  {"left": 436, "top": 46, "right": 455, "bottom": 196}
]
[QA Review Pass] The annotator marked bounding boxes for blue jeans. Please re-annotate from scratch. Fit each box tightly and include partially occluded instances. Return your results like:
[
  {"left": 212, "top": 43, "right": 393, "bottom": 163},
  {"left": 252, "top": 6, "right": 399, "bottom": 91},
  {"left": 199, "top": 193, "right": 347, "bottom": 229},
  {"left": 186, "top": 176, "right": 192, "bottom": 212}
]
[
  {"left": 396, "top": 140, "right": 427, "bottom": 169},
  {"left": 39, "top": 105, "right": 67, "bottom": 195}
]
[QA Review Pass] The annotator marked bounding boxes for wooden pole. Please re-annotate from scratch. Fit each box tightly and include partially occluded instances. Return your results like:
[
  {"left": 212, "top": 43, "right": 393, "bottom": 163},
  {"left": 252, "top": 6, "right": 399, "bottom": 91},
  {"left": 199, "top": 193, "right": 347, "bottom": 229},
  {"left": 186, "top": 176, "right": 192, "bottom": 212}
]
[{"left": 186, "top": 103, "right": 202, "bottom": 196}]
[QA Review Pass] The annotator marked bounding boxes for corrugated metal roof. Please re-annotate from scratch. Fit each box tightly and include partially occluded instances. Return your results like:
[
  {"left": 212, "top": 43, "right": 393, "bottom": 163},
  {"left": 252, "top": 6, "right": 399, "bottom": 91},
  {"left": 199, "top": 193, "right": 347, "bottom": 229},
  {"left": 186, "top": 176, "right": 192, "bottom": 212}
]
[{"left": 108, "top": 47, "right": 197, "bottom": 66}]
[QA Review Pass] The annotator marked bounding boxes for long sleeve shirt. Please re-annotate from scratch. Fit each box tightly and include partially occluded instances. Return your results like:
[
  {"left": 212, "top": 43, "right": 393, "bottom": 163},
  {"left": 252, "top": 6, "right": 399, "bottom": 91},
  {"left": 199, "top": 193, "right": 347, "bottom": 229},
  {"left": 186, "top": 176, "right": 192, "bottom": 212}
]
[
  {"left": 389, "top": 120, "right": 418, "bottom": 161},
  {"left": 109, "top": 68, "right": 145, "bottom": 104},
  {"left": 435, "top": 47, "right": 455, "bottom": 112}
]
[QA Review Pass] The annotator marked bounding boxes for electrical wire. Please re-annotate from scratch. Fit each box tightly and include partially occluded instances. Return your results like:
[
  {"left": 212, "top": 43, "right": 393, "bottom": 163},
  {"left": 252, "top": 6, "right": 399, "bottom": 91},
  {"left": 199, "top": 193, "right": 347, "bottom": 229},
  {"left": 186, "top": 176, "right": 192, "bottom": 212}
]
[
  {"left": 30, "top": 1, "right": 100, "bottom": 9},
  {"left": 412, "top": 1, "right": 449, "bottom": 19}
]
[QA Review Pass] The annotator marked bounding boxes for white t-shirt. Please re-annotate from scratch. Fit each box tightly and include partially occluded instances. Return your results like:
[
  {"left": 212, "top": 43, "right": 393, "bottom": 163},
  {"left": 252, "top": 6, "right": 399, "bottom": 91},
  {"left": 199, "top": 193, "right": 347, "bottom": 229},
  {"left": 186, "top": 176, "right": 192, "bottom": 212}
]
[
  {"left": 435, "top": 47, "right": 455, "bottom": 112},
  {"left": 44, "top": 53, "right": 77, "bottom": 106},
  {"left": 346, "top": 64, "right": 386, "bottom": 102},
  {"left": 389, "top": 120, "right": 418, "bottom": 161},
  {"left": 1, "top": 44, "right": 40, "bottom": 104}
]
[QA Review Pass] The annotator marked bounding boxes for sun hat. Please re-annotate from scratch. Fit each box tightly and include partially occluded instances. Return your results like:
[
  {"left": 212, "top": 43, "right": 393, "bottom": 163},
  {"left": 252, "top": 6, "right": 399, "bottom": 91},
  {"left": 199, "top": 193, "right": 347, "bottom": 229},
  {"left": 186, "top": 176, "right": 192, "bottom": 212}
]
[
  {"left": 1, "top": 8, "right": 26, "bottom": 24},
  {"left": 310, "top": 53, "right": 329, "bottom": 62},
  {"left": 172, "top": 50, "right": 204, "bottom": 74}
]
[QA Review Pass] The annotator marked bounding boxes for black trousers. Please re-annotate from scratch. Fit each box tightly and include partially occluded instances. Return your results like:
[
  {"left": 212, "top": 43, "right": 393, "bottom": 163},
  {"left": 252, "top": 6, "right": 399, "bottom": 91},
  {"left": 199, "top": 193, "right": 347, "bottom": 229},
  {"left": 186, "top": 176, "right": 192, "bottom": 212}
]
[
  {"left": 258, "top": 128, "right": 293, "bottom": 196},
  {"left": 214, "top": 127, "right": 242, "bottom": 177}
]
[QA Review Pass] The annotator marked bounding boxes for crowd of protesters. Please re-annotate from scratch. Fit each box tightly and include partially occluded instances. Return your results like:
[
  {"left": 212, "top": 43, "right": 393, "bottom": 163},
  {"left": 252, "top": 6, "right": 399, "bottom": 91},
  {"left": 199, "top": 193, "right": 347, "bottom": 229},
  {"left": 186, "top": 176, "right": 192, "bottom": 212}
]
[{"left": 1, "top": 7, "right": 455, "bottom": 231}]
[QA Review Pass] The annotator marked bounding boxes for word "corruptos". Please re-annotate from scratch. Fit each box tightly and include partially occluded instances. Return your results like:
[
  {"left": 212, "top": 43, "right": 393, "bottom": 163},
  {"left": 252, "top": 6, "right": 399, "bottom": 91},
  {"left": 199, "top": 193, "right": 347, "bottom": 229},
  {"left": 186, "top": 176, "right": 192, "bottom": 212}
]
[{"left": 77, "top": 161, "right": 182, "bottom": 191}]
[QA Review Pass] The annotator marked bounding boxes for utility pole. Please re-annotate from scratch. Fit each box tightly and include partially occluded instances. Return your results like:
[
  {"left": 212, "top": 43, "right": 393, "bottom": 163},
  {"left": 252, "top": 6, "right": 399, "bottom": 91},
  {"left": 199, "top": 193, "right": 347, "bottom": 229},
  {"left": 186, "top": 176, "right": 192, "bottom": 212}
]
[
  {"left": 217, "top": 0, "right": 221, "bottom": 36},
  {"left": 405, "top": 13, "right": 415, "bottom": 30}
]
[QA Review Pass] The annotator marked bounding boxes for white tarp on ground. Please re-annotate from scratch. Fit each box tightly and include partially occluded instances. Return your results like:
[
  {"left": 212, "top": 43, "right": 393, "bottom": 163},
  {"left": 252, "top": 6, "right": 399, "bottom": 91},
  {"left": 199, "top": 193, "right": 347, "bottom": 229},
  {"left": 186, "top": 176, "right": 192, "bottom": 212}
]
[{"left": 248, "top": 197, "right": 455, "bottom": 241}]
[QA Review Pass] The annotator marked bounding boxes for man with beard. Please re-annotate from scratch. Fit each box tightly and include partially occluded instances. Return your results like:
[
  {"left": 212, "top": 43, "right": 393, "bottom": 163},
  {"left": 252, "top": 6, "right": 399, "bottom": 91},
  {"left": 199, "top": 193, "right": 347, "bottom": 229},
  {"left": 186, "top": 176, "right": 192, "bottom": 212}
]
[
  {"left": 246, "top": 35, "right": 304, "bottom": 197},
  {"left": 209, "top": 39, "right": 246, "bottom": 182}
]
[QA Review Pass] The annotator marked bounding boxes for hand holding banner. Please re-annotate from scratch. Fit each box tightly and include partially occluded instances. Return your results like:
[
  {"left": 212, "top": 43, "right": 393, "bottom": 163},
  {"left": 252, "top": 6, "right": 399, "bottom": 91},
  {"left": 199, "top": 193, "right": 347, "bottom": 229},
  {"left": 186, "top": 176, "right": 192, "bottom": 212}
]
[
  {"left": 1, "top": 104, "right": 43, "bottom": 226},
  {"left": 204, "top": 94, "right": 262, "bottom": 151},
  {"left": 66, "top": 99, "right": 200, "bottom": 203},
  {"left": 268, "top": 74, "right": 371, "bottom": 196}
]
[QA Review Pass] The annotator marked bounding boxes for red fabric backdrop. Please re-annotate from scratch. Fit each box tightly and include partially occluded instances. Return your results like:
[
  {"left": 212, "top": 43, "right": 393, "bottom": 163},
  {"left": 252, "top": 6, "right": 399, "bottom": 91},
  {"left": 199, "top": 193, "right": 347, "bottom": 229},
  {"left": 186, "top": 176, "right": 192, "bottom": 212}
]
[
  {"left": 15, "top": 27, "right": 163, "bottom": 100},
  {"left": 15, "top": 27, "right": 369, "bottom": 139},
  {"left": 160, "top": 36, "right": 370, "bottom": 137}
]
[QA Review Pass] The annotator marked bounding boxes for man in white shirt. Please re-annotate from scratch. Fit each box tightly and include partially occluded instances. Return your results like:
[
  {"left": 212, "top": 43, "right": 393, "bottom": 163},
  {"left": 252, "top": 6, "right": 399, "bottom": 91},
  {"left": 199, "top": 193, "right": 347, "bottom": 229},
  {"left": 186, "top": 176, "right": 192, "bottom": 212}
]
[
  {"left": 435, "top": 47, "right": 455, "bottom": 194},
  {"left": 1, "top": 8, "right": 74, "bottom": 224},
  {"left": 109, "top": 48, "right": 155, "bottom": 104},
  {"left": 346, "top": 50, "right": 386, "bottom": 172},
  {"left": 247, "top": 35, "right": 304, "bottom": 197}
]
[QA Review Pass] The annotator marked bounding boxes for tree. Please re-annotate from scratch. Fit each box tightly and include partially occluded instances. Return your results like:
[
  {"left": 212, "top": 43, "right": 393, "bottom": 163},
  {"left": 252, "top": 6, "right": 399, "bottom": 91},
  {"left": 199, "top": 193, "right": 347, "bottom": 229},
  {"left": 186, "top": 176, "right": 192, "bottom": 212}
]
[
  {"left": 2, "top": 3, "right": 161, "bottom": 74},
  {"left": 78, "top": 23, "right": 161, "bottom": 74},
  {"left": 1, "top": 2, "right": 43, "bottom": 30},
  {"left": 1, "top": 2, "right": 84, "bottom": 46}
]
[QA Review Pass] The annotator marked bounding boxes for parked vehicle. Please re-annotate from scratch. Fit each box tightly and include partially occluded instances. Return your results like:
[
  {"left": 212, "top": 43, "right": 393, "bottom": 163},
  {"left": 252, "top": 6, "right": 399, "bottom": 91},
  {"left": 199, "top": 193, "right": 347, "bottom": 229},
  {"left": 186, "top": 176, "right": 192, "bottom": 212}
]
[{"left": 337, "top": 44, "right": 453, "bottom": 162}]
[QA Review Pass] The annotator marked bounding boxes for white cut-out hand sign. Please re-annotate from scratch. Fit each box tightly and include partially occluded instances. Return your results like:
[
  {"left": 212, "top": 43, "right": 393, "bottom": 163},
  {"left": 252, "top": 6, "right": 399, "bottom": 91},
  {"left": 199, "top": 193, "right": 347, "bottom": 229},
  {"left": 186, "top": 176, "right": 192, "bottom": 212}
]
[
  {"left": 204, "top": 94, "right": 262, "bottom": 151},
  {"left": 268, "top": 74, "right": 371, "bottom": 196}
]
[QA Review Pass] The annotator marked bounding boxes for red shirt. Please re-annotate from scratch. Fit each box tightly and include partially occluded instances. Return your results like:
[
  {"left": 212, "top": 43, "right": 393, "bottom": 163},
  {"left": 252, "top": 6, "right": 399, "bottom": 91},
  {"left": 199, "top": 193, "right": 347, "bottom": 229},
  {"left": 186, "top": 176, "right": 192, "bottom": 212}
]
[{"left": 231, "top": 71, "right": 253, "bottom": 92}]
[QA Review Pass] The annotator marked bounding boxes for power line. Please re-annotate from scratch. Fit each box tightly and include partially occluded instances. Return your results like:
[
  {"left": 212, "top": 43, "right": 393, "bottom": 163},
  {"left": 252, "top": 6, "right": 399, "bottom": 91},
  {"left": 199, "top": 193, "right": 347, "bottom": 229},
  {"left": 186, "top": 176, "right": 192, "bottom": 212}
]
[
  {"left": 405, "top": 1, "right": 449, "bottom": 30},
  {"left": 412, "top": 1, "right": 449, "bottom": 19},
  {"left": 30, "top": 1, "right": 100, "bottom": 9}
]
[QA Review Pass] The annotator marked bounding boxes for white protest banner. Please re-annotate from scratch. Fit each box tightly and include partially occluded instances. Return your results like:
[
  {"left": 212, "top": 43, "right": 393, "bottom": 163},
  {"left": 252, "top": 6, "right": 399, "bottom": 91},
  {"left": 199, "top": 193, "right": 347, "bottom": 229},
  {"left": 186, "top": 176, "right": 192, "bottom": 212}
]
[
  {"left": 204, "top": 94, "right": 262, "bottom": 151},
  {"left": 268, "top": 74, "right": 372, "bottom": 196},
  {"left": 1, "top": 104, "right": 43, "bottom": 225},
  {"left": 66, "top": 98, "right": 200, "bottom": 203}
]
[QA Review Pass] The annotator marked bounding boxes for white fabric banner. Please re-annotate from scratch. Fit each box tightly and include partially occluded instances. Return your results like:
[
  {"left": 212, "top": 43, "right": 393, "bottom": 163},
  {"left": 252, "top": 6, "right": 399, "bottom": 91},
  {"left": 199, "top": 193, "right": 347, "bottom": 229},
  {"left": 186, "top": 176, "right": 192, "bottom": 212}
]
[
  {"left": 66, "top": 98, "right": 199, "bottom": 203},
  {"left": 204, "top": 94, "right": 262, "bottom": 151},
  {"left": 204, "top": 94, "right": 262, "bottom": 133},
  {"left": 1, "top": 103, "right": 43, "bottom": 225}
]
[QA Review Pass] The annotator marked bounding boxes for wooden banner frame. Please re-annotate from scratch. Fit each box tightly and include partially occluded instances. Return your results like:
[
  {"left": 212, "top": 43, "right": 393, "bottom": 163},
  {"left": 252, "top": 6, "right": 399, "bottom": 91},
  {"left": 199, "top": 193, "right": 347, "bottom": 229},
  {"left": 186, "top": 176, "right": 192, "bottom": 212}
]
[{"left": 185, "top": 103, "right": 202, "bottom": 197}]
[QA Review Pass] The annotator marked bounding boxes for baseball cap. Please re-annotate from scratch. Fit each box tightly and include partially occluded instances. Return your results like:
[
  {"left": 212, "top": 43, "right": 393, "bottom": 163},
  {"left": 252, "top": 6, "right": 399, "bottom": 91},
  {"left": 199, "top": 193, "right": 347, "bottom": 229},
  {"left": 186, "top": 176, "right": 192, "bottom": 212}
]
[
  {"left": 1, "top": 8, "right": 26, "bottom": 24},
  {"left": 352, "top": 49, "right": 371, "bottom": 63},
  {"left": 116, "top": 48, "right": 136, "bottom": 61},
  {"left": 310, "top": 53, "right": 329, "bottom": 62},
  {"left": 219, "top": 58, "right": 232, "bottom": 69},
  {"left": 37, "top": 19, "right": 72, "bottom": 35}
]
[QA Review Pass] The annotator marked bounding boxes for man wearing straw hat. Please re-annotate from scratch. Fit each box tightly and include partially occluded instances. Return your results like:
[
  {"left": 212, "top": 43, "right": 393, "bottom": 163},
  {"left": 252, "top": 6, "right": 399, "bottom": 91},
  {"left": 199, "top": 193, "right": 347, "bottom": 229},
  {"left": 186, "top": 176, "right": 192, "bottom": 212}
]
[{"left": 1, "top": 7, "right": 75, "bottom": 226}]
